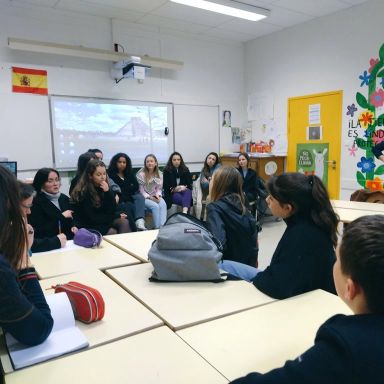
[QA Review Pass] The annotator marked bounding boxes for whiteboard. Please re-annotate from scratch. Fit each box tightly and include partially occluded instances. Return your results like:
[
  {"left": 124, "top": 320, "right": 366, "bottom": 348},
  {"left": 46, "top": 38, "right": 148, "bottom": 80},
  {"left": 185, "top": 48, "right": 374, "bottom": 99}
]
[
  {"left": 174, "top": 104, "right": 219, "bottom": 163},
  {"left": 0, "top": 92, "right": 53, "bottom": 170}
]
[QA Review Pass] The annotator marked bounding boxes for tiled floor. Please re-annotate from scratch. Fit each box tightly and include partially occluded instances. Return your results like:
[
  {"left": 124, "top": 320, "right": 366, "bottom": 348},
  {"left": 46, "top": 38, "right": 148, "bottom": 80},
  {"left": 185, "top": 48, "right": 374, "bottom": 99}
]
[{"left": 257, "top": 218, "right": 286, "bottom": 270}]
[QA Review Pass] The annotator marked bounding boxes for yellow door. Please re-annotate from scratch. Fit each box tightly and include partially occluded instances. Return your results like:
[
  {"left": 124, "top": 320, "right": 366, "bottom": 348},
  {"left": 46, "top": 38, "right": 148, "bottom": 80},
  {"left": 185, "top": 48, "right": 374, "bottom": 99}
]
[{"left": 287, "top": 90, "right": 342, "bottom": 199}]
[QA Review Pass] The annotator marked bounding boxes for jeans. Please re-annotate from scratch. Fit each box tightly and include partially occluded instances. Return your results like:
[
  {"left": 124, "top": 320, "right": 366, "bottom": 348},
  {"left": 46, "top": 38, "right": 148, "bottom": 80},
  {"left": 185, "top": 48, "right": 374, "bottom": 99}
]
[
  {"left": 145, "top": 197, "right": 167, "bottom": 228},
  {"left": 132, "top": 193, "right": 145, "bottom": 219},
  {"left": 220, "top": 260, "right": 261, "bottom": 282}
]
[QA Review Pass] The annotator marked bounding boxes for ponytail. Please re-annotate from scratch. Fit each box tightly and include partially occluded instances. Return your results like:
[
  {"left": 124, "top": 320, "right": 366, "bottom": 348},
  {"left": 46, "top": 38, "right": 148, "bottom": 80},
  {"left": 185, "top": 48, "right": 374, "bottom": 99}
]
[
  {"left": 309, "top": 175, "right": 339, "bottom": 247},
  {"left": 267, "top": 173, "right": 339, "bottom": 246}
]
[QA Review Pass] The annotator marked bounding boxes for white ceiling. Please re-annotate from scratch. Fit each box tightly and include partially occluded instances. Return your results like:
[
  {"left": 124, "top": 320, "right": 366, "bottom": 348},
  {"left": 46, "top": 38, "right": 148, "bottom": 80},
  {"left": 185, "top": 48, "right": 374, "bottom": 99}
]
[{"left": 6, "top": 0, "right": 370, "bottom": 43}]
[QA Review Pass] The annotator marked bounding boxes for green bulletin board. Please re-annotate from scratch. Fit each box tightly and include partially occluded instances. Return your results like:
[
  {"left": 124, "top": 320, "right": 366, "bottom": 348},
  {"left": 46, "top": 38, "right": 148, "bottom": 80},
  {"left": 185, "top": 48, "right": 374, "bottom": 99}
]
[{"left": 296, "top": 143, "right": 329, "bottom": 187}]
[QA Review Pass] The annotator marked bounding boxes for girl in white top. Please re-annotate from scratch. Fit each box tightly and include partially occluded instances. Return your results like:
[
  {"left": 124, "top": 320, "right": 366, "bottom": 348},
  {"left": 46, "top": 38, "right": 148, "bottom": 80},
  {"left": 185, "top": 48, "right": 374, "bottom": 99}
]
[{"left": 136, "top": 154, "right": 167, "bottom": 228}]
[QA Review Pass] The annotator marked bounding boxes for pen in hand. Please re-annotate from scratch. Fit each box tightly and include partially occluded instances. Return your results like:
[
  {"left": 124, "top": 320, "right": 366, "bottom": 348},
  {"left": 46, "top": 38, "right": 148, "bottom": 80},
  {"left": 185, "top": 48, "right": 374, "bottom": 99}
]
[{"left": 58, "top": 220, "right": 62, "bottom": 234}]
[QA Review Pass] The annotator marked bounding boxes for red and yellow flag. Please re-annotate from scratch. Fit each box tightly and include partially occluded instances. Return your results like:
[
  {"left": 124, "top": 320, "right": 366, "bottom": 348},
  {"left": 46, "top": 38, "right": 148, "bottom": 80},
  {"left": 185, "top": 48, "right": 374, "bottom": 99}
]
[{"left": 12, "top": 67, "right": 48, "bottom": 95}]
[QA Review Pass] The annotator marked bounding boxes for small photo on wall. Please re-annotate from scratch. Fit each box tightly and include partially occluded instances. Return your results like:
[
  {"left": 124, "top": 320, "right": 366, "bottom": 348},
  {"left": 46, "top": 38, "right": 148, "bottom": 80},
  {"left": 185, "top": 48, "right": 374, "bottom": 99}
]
[
  {"left": 223, "top": 110, "right": 231, "bottom": 127},
  {"left": 307, "top": 126, "right": 322, "bottom": 140}
]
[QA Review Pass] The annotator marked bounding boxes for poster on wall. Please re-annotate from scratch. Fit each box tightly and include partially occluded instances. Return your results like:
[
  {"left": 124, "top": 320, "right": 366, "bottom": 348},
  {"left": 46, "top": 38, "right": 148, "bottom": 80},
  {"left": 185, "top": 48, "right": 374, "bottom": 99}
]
[
  {"left": 308, "top": 104, "right": 320, "bottom": 125},
  {"left": 223, "top": 110, "right": 231, "bottom": 127},
  {"left": 296, "top": 143, "right": 329, "bottom": 186}
]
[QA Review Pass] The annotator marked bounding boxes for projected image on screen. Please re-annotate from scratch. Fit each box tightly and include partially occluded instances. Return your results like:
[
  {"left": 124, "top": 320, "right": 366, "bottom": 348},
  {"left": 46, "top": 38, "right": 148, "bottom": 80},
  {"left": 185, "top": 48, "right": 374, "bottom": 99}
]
[{"left": 50, "top": 97, "right": 173, "bottom": 169}]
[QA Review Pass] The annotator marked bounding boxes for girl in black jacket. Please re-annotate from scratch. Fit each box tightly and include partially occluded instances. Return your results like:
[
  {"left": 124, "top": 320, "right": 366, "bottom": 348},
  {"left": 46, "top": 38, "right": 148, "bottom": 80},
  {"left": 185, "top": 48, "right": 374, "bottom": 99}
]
[
  {"left": 207, "top": 166, "right": 258, "bottom": 267},
  {"left": 237, "top": 152, "right": 259, "bottom": 203},
  {"left": 163, "top": 152, "right": 193, "bottom": 213},
  {"left": 29, "top": 168, "right": 74, "bottom": 252},
  {"left": 220, "top": 172, "right": 339, "bottom": 299},
  {"left": 71, "top": 160, "right": 131, "bottom": 235},
  {"left": 108, "top": 152, "right": 147, "bottom": 231}
]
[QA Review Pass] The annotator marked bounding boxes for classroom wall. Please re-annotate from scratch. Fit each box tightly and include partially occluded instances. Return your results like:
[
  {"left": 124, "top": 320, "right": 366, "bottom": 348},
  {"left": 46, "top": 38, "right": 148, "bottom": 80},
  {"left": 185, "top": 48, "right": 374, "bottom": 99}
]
[
  {"left": 243, "top": 0, "right": 384, "bottom": 199},
  {"left": 0, "top": 1, "right": 244, "bottom": 190}
]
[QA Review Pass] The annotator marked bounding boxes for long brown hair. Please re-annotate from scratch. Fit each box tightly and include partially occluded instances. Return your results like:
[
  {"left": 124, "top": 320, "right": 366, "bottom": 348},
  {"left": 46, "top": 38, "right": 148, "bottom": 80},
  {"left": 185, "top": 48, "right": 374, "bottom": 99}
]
[
  {"left": 143, "top": 154, "right": 160, "bottom": 182},
  {"left": 210, "top": 166, "right": 246, "bottom": 214},
  {"left": 71, "top": 159, "right": 107, "bottom": 207},
  {"left": 0, "top": 167, "right": 28, "bottom": 270}
]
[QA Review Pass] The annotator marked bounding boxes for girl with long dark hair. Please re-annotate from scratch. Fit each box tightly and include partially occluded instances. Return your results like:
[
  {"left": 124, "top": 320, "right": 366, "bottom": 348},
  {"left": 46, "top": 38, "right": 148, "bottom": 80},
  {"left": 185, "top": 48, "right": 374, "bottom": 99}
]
[
  {"left": 221, "top": 172, "right": 339, "bottom": 299},
  {"left": 71, "top": 159, "right": 131, "bottom": 235},
  {"left": 108, "top": 152, "right": 147, "bottom": 230},
  {"left": 163, "top": 151, "right": 192, "bottom": 214}
]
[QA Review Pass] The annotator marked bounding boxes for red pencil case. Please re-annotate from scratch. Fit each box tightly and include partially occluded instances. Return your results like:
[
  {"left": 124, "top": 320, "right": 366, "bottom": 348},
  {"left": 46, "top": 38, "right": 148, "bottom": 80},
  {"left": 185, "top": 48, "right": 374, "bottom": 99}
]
[{"left": 52, "top": 282, "right": 105, "bottom": 324}]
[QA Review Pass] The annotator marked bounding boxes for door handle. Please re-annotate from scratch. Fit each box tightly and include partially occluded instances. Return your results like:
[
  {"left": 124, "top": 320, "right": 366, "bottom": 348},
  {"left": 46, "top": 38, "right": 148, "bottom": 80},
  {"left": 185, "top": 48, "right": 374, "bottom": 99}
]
[{"left": 325, "top": 160, "right": 336, "bottom": 170}]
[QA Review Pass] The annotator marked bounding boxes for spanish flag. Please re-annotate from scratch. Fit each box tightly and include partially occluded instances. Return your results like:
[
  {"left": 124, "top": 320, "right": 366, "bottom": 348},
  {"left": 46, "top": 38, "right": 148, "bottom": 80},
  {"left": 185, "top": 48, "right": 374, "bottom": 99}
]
[{"left": 12, "top": 67, "right": 48, "bottom": 95}]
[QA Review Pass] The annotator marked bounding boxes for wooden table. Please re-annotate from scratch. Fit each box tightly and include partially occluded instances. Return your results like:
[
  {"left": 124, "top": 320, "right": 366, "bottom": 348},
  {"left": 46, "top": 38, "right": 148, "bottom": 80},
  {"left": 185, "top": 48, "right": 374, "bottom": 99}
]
[
  {"left": 104, "top": 230, "right": 158, "bottom": 262},
  {"left": 32, "top": 240, "right": 140, "bottom": 279},
  {"left": 5, "top": 327, "right": 228, "bottom": 384},
  {"left": 1, "top": 269, "right": 162, "bottom": 374},
  {"left": 177, "top": 289, "right": 352, "bottom": 381},
  {"left": 106, "top": 263, "right": 275, "bottom": 331}
]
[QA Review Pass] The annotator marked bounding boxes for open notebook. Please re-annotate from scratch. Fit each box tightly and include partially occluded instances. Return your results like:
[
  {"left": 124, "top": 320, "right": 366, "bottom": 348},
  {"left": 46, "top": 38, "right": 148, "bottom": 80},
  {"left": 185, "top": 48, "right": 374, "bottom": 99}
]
[{"left": 6, "top": 292, "right": 89, "bottom": 369}]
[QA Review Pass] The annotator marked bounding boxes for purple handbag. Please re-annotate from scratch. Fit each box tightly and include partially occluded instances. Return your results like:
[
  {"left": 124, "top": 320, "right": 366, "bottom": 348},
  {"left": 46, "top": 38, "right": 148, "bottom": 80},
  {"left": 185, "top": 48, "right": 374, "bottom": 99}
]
[{"left": 73, "top": 228, "right": 103, "bottom": 248}]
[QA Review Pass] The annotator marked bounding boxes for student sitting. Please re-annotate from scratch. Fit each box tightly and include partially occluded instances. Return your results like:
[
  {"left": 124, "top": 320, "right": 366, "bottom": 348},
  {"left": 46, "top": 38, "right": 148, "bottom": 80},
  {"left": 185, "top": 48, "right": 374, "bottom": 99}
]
[
  {"left": 237, "top": 152, "right": 258, "bottom": 203},
  {"left": 69, "top": 151, "right": 97, "bottom": 195},
  {"left": 230, "top": 214, "right": 384, "bottom": 384},
  {"left": 108, "top": 152, "right": 147, "bottom": 231},
  {"left": 207, "top": 166, "right": 258, "bottom": 267},
  {"left": 221, "top": 172, "right": 338, "bottom": 299},
  {"left": 163, "top": 151, "right": 193, "bottom": 214},
  {"left": 71, "top": 159, "right": 131, "bottom": 235},
  {"left": 136, "top": 154, "right": 167, "bottom": 229},
  {"left": 28, "top": 168, "right": 75, "bottom": 253},
  {"left": 0, "top": 167, "right": 53, "bottom": 346},
  {"left": 87, "top": 148, "right": 103, "bottom": 160},
  {"left": 19, "top": 181, "right": 65, "bottom": 253},
  {"left": 200, "top": 151, "right": 221, "bottom": 200}
]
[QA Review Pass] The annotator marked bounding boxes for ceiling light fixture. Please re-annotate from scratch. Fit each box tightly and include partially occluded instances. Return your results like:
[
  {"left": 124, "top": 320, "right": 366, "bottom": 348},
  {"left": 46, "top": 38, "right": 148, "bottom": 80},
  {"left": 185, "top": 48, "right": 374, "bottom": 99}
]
[{"left": 170, "top": 0, "right": 270, "bottom": 21}]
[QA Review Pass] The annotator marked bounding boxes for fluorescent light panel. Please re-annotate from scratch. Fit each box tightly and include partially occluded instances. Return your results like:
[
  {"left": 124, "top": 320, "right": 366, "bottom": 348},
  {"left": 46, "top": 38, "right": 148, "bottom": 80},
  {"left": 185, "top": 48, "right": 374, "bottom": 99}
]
[{"left": 170, "top": 0, "right": 269, "bottom": 21}]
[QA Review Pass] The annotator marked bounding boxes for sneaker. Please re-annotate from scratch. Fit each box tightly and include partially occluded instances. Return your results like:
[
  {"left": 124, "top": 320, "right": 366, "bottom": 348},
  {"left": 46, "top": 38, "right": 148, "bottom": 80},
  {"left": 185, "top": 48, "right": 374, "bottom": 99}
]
[{"left": 135, "top": 218, "right": 147, "bottom": 231}]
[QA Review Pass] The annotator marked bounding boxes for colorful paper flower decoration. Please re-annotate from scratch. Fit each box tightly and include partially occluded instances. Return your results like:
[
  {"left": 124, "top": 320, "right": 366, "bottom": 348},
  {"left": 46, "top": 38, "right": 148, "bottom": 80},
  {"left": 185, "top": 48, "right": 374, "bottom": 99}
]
[
  {"left": 368, "top": 58, "right": 379, "bottom": 73},
  {"left": 346, "top": 103, "right": 358, "bottom": 117},
  {"left": 372, "top": 130, "right": 384, "bottom": 145},
  {"left": 358, "top": 110, "right": 375, "bottom": 129},
  {"left": 365, "top": 177, "right": 383, "bottom": 191},
  {"left": 359, "top": 70, "right": 370, "bottom": 86},
  {"left": 348, "top": 145, "right": 358, "bottom": 157},
  {"left": 370, "top": 89, "right": 384, "bottom": 108},
  {"left": 357, "top": 157, "right": 375, "bottom": 173}
]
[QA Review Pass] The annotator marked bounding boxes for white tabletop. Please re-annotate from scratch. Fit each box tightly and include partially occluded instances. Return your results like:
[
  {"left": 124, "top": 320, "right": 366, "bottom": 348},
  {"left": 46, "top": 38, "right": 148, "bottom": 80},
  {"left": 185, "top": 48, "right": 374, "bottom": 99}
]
[
  {"left": 5, "top": 327, "right": 228, "bottom": 384},
  {"left": 103, "top": 229, "right": 158, "bottom": 262},
  {"left": 1, "top": 269, "right": 163, "bottom": 374},
  {"left": 32, "top": 240, "right": 140, "bottom": 279},
  {"left": 332, "top": 199, "right": 384, "bottom": 212},
  {"left": 177, "top": 289, "right": 352, "bottom": 381},
  {"left": 333, "top": 207, "right": 383, "bottom": 223},
  {"left": 106, "top": 263, "right": 275, "bottom": 331}
]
